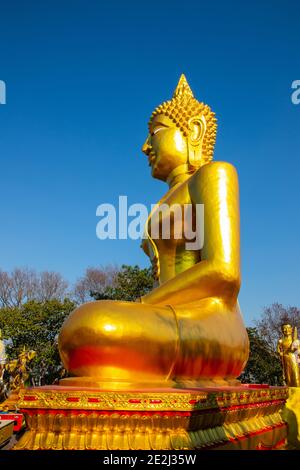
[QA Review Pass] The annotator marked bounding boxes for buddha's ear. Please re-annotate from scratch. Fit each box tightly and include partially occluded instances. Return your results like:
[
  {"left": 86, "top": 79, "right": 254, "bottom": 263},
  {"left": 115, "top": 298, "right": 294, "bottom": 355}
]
[{"left": 188, "top": 116, "right": 206, "bottom": 146}]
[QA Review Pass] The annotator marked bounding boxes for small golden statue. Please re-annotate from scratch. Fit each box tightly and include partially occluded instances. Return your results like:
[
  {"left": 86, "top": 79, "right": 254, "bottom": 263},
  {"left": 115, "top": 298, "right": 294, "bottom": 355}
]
[
  {"left": 0, "top": 330, "right": 6, "bottom": 371},
  {"left": 0, "top": 330, "right": 7, "bottom": 401},
  {"left": 5, "top": 348, "right": 36, "bottom": 392},
  {"left": 58, "top": 75, "right": 249, "bottom": 389},
  {"left": 277, "top": 324, "right": 300, "bottom": 387}
]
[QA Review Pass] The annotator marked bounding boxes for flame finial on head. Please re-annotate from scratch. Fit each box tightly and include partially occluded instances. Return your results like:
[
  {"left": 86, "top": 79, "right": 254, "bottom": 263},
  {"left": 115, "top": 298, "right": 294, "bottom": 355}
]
[{"left": 173, "top": 74, "right": 194, "bottom": 99}]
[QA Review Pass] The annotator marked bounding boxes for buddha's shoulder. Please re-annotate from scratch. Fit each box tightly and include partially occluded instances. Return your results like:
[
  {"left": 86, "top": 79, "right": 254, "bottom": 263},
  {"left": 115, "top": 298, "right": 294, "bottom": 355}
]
[
  {"left": 194, "top": 161, "right": 237, "bottom": 178},
  {"left": 190, "top": 161, "right": 237, "bottom": 183},
  {"left": 189, "top": 162, "right": 238, "bottom": 200}
]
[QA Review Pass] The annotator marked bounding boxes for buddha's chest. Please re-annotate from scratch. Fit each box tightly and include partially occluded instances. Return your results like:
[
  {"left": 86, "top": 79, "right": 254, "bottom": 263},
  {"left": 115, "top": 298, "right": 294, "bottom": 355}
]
[
  {"left": 148, "top": 184, "right": 192, "bottom": 247},
  {"left": 142, "top": 182, "right": 201, "bottom": 282}
]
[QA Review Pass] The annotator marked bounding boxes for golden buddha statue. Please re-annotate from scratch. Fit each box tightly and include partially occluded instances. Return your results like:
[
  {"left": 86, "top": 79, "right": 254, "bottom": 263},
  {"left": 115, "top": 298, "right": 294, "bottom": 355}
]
[
  {"left": 277, "top": 324, "right": 300, "bottom": 387},
  {"left": 58, "top": 75, "right": 249, "bottom": 389}
]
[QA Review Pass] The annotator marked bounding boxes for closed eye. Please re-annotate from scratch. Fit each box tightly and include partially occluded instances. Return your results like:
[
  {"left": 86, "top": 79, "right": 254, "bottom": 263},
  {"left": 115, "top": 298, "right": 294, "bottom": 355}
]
[
  {"left": 151, "top": 127, "right": 163, "bottom": 136},
  {"left": 150, "top": 122, "right": 169, "bottom": 136}
]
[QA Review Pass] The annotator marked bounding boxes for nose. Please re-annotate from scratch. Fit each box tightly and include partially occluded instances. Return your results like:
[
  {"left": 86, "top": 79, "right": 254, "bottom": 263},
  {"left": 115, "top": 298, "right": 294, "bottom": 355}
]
[{"left": 142, "top": 135, "right": 152, "bottom": 156}]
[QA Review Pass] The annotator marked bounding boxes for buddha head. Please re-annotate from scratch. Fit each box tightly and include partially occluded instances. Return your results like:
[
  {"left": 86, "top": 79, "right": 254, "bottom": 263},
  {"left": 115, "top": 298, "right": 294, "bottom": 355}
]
[
  {"left": 281, "top": 324, "right": 293, "bottom": 337},
  {"left": 142, "top": 74, "right": 217, "bottom": 182}
]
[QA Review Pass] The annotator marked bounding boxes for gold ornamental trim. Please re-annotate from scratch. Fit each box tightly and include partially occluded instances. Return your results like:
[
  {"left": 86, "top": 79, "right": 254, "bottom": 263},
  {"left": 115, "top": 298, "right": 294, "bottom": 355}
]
[{"left": 14, "top": 386, "right": 288, "bottom": 412}]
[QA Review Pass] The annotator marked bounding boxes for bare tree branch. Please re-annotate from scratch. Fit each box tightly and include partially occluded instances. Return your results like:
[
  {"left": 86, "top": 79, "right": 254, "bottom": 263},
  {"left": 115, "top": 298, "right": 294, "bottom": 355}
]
[
  {"left": 73, "top": 265, "right": 118, "bottom": 304},
  {"left": 0, "top": 268, "right": 68, "bottom": 306}
]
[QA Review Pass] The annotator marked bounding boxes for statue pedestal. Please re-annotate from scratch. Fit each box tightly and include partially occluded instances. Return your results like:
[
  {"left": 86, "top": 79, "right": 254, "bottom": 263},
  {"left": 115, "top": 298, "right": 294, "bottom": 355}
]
[
  {"left": 9, "top": 385, "right": 288, "bottom": 450},
  {"left": 282, "top": 387, "right": 300, "bottom": 449}
]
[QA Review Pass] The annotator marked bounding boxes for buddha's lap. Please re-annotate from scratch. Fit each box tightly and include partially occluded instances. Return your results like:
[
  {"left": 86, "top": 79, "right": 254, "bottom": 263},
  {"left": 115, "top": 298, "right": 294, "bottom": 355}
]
[
  {"left": 58, "top": 297, "right": 248, "bottom": 380},
  {"left": 59, "top": 297, "right": 246, "bottom": 352}
]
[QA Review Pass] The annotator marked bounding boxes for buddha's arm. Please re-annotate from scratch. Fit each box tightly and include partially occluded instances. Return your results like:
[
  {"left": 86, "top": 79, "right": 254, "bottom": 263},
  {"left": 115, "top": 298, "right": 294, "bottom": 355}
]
[{"left": 141, "top": 162, "right": 241, "bottom": 306}]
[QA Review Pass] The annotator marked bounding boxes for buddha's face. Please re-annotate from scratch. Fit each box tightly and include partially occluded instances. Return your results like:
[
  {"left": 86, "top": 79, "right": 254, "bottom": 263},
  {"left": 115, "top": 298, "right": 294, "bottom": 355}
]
[
  {"left": 282, "top": 324, "right": 292, "bottom": 336},
  {"left": 142, "top": 114, "right": 187, "bottom": 181}
]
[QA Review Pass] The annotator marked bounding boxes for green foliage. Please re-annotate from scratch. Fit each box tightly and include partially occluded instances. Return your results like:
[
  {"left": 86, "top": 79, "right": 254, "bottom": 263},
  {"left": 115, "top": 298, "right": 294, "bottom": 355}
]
[
  {"left": 239, "top": 327, "right": 283, "bottom": 386},
  {"left": 92, "top": 265, "right": 154, "bottom": 301},
  {"left": 0, "top": 299, "right": 74, "bottom": 385}
]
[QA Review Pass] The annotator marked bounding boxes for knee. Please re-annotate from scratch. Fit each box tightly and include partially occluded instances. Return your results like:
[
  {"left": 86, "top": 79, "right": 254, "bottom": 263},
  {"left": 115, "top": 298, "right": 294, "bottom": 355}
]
[{"left": 59, "top": 300, "right": 125, "bottom": 348}]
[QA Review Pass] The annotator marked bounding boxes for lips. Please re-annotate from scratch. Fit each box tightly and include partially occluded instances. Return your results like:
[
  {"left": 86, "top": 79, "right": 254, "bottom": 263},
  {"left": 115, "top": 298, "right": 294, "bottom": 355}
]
[{"left": 148, "top": 152, "right": 156, "bottom": 166}]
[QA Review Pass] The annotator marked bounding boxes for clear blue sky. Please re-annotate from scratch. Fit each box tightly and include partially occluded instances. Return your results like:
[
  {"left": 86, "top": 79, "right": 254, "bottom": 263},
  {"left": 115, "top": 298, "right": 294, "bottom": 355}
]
[{"left": 0, "top": 0, "right": 299, "bottom": 325}]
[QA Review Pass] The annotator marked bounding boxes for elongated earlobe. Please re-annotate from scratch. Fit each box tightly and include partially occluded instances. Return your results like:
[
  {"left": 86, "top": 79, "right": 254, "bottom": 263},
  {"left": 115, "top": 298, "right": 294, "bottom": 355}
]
[
  {"left": 186, "top": 116, "right": 207, "bottom": 168},
  {"left": 188, "top": 116, "right": 206, "bottom": 146}
]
